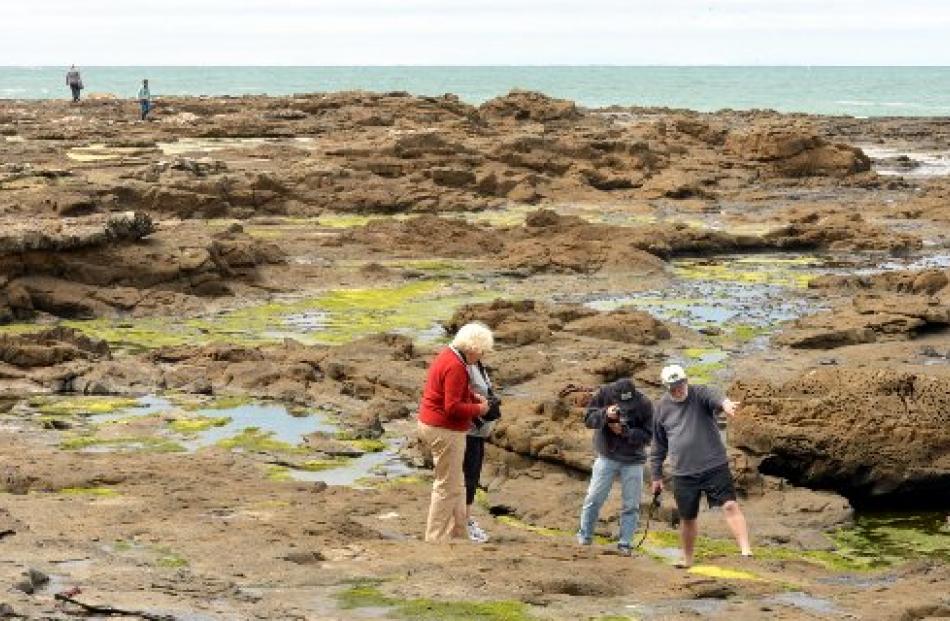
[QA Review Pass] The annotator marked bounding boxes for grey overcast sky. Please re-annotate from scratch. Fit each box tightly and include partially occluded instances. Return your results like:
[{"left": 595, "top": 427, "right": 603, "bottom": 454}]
[{"left": 5, "top": 0, "right": 950, "bottom": 66}]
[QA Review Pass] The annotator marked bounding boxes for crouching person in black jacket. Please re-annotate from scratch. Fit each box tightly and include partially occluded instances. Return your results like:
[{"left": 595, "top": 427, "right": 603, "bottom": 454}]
[{"left": 577, "top": 378, "right": 653, "bottom": 556}]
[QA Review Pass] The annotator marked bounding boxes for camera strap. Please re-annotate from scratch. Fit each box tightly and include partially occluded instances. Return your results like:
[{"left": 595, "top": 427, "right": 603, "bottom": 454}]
[
  {"left": 634, "top": 489, "right": 663, "bottom": 550},
  {"left": 475, "top": 360, "right": 494, "bottom": 394}
]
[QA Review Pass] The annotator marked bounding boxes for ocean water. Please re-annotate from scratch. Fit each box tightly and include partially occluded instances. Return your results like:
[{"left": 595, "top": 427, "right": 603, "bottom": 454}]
[{"left": 2, "top": 66, "right": 950, "bottom": 117}]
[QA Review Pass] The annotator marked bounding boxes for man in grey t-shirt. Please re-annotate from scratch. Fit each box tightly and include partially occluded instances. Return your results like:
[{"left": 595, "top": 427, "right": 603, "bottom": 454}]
[{"left": 650, "top": 364, "right": 751, "bottom": 568}]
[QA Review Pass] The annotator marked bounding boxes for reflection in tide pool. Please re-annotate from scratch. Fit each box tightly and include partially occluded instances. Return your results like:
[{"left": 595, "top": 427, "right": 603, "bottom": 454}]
[
  {"left": 83, "top": 396, "right": 411, "bottom": 486},
  {"left": 580, "top": 254, "right": 828, "bottom": 334},
  {"left": 834, "top": 512, "right": 950, "bottom": 568}
]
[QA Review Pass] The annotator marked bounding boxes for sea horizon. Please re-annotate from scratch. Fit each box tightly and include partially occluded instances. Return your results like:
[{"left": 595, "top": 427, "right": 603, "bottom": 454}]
[{"left": 4, "top": 65, "right": 950, "bottom": 117}]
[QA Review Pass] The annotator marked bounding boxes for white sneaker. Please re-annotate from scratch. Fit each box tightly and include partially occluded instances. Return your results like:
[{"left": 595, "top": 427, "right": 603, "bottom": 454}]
[{"left": 467, "top": 519, "right": 489, "bottom": 543}]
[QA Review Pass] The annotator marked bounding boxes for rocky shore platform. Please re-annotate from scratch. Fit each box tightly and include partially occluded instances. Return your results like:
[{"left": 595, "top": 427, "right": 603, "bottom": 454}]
[{"left": 0, "top": 91, "right": 948, "bottom": 619}]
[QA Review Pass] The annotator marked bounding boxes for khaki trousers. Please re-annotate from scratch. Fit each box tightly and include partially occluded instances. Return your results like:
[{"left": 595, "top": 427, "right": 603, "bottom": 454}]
[{"left": 418, "top": 421, "right": 468, "bottom": 542}]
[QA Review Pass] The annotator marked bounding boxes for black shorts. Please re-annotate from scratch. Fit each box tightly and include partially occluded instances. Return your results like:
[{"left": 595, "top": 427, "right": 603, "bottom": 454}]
[{"left": 672, "top": 463, "right": 737, "bottom": 520}]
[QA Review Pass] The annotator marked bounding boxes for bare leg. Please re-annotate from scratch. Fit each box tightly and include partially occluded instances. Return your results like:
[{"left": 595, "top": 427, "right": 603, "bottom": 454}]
[
  {"left": 466, "top": 504, "right": 472, "bottom": 521},
  {"left": 679, "top": 518, "right": 698, "bottom": 567},
  {"left": 723, "top": 500, "right": 752, "bottom": 555}
]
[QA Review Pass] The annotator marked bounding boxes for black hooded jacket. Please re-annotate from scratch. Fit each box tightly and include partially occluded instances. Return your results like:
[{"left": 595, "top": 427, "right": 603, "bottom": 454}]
[{"left": 584, "top": 378, "right": 654, "bottom": 464}]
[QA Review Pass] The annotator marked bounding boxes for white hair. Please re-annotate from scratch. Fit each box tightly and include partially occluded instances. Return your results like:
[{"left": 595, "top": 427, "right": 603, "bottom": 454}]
[{"left": 450, "top": 322, "right": 494, "bottom": 355}]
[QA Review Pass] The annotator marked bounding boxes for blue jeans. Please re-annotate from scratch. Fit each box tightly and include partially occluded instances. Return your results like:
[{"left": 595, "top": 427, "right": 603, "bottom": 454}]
[
  {"left": 578, "top": 456, "right": 643, "bottom": 547},
  {"left": 140, "top": 99, "right": 150, "bottom": 120}
]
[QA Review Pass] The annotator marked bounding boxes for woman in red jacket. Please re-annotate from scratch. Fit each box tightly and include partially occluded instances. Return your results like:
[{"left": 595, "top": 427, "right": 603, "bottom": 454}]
[{"left": 417, "top": 322, "right": 493, "bottom": 542}]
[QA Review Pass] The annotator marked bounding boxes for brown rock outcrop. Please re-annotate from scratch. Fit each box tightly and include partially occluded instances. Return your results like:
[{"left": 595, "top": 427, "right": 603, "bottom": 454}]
[
  {"left": 478, "top": 90, "right": 580, "bottom": 123},
  {"left": 0, "top": 219, "right": 283, "bottom": 322},
  {"left": 809, "top": 268, "right": 949, "bottom": 296},
  {"left": 730, "top": 368, "right": 950, "bottom": 507},
  {"left": 725, "top": 125, "right": 871, "bottom": 177},
  {"left": 776, "top": 292, "right": 950, "bottom": 349}
]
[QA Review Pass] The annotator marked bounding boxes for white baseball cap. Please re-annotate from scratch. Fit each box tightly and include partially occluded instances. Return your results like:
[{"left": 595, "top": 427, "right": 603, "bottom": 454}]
[{"left": 660, "top": 364, "right": 687, "bottom": 386}]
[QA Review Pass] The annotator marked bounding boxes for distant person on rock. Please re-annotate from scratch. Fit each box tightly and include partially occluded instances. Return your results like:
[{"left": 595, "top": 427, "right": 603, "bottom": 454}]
[
  {"left": 577, "top": 377, "right": 654, "bottom": 556},
  {"left": 417, "top": 322, "right": 493, "bottom": 542},
  {"left": 66, "top": 65, "right": 83, "bottom": 102},
  {"left": 138, "top": 79, "right": 151, "bottom": 121},
  {"left": 650, "top": 364, "right": 751, "bottom": 568},
  {"left": 463, "top": 356, "right": 502, "bottom": 543}
]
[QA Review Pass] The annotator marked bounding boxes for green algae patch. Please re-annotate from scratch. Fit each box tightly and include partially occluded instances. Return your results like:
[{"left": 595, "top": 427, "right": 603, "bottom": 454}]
[
  {"left": 346, "top": 438, "right": 387, "bottom": 453},
  {"left": 154, "top": 547, "right": 189, "bottom": 568},
  {"left": 497, "top": 515, "right": 611, "bottom": 544},
  {"left": 335, "top": 582, "right": 536, "bottom": 620},
  {"left": 644, "top": 529, "right": 875, "bottom": 571},
  {"left": 265, "top": 465, "right": 293, "bottom": 481},
  {"left": 688, "top": 564, "right": 762, "bottom": 581},
  {"left": 337, "top": 581, "right": 392, "bottom": 609},
  {"left": 62, "top": 318, "right": 192, "bottom": 352},
  {"left": 156, "top": 554, "right": 188, "bottom": 569},
  {"left": 384, "top": 258, "right": 472, "bottom": 274},
  {"left": 62, "top": 281, "right": 496, "bottom": 350},
  {"left": 317, "top": 214, "right": 401, "bottom": 229},
  {"left": 30, "top": 396, "right": 141, "bottom": 417},
  {"left": 729, "top": 323, "right": 769, "bottom": 342},
  {"left": 496, "top": 515, "right": 567, "bottom": 538},
  {"left": 298, "top": 457, "right": 352, "bottom": 471},
  {"left": 683, "top": 347, "right": 718, "bottom": 360},
  {"left": 58, "top": 486, "right": 119, "bottom": 497},
  {"left": 831, "top": 512, "right": 950, "bottom": 568},
  {"left": 155, "top": 554, "right": 188, "bottom": 569},
  {"left": 672, "top": 257, "right": 817, "bottom": 289},
  {"left": 684, "top": 359, "right": 727, "bottom": 384},
  {"left": 397, "top": 599, "right": 535, "bottom": 621},
  {"left": 169, "top": 416, "right": 231, "bottom": 434},
  {"left": 59, "top": 435, "right": 186, "bottom": 453},
  {"left": 362, "top": 474, "right": 431, "bottom": 489},
  {"left": 167, "top": 394, "right": 251, "bottom": 411},
  {"left": 0, "top": 323, "right": 48, "bottom": 337},
  {"left": 216, "top": 427, "right": 304, "bottom": 453}
]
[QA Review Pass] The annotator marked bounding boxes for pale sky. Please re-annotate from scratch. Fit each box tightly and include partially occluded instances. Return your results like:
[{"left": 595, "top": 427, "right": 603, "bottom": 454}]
[{"left": 6, "top": 0, "right": 950, "bottom": 66}]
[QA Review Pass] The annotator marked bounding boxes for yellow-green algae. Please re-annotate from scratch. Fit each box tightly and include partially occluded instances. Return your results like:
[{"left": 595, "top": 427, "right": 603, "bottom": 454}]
[
  {"left": 168, "top": 416, "right": 231, "bottom": 434},
  {"left": 29, "top": 396, "right": 141, "bottom": 417},
  {"left": 684, "top": 360, "right": 727, "bottom": 384},
  {"left": 644, "top": 529, "right": 876, "bottom": 571},
  {"left": 298, "top": 457, "right": 353, "bottom": 471},
  {"left": 265, "top": 465, "right": 293, "bottom": 481},
  {"left": 830, "top": 513, "right": 950, "bottom": 568},
  {"left": 728, "top": 324, "right": 769, "bottom": 342},
  {"left": 56, "top": 280, "right": 496, "bottom": 350},
  {"left": 496, "top": 515, "right": 611, "bottom": 545},
  {"left": 216, "top": 427, "right": 304, "bottom": 453},
  {"left": 672, "top": 257, "right": 817, "bottom": 289},
  {"left": 155, "top": 549, "right": 189, "bottom": 568},
  {"left": 169, "top": 394, "right": 252, "bottom": 411},
  {"left": 688, "top": 565, "right": 762, "bottom": 581},
  {"left": 490, "top": 517, "right": 885, "bottom": 573},
  {"left": 60, "top": 435, "right": 185, "bottom": 453},
  {"left": 58, "top": 486, "right": 120, "bottom": 497},
  {"left": 336, "top": 581, "right": 536, "bottom": 621},
  {"left": 316, "top": 213, "right": 405, "bottom": 229},
  {"left": 682, "top": 347, "right": 720, "bottom": 360},
  {"left": 345, "top": 438, "right": 387, "bottom": 453}
]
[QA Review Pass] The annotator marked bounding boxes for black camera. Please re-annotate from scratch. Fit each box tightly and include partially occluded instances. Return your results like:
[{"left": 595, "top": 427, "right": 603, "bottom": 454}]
[{"left": 482, "top": 394, "right": 502, "bottom": 422}]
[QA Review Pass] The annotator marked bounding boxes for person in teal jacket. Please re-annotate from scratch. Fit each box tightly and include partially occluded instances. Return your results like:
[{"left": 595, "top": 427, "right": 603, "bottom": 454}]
[{"left": 138, "top": 79, "right": 151, "bottom": 121}]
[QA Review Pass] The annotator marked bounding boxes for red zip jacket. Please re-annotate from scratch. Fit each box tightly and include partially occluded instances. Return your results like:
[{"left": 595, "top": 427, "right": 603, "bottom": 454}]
[{"left": 418, "top": 348, "right": 483, "bottom": 431}]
